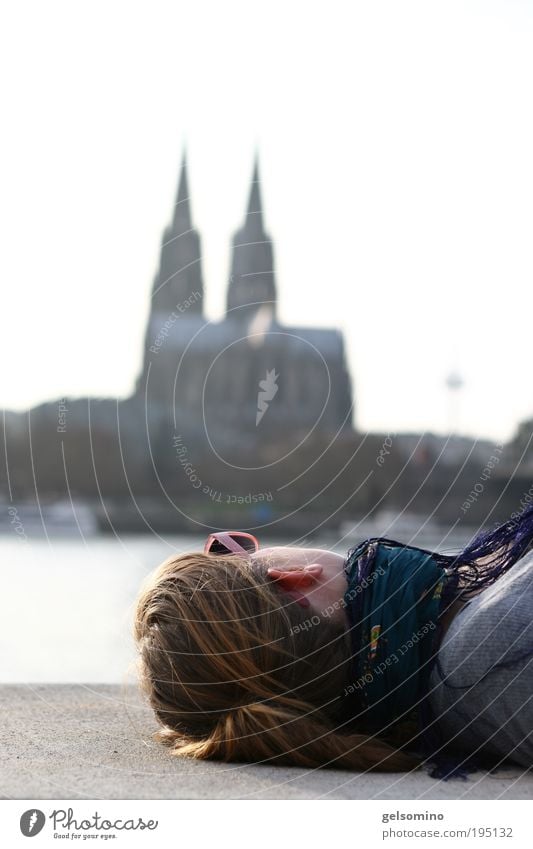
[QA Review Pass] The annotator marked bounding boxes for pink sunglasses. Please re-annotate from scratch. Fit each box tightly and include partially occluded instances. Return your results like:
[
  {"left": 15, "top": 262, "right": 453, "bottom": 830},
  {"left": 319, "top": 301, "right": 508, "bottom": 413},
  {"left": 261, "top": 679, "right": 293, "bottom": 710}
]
[{"left": 204, "top": 531, "right": 260, "bottom": 556}]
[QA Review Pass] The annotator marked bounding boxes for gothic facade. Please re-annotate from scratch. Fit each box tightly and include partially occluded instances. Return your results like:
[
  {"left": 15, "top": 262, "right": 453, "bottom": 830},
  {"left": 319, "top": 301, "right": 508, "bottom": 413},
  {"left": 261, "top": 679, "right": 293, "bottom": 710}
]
[{"left": 135, "top": 154, "right": 354, "bottom": 458}]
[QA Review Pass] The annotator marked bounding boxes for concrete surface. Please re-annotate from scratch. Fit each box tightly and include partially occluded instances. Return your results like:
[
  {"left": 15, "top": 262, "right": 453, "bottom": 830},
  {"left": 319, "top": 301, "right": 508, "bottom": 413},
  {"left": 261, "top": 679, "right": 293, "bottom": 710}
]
[{"left": 0, "top": 685, "right": 531, "bottom": 800}]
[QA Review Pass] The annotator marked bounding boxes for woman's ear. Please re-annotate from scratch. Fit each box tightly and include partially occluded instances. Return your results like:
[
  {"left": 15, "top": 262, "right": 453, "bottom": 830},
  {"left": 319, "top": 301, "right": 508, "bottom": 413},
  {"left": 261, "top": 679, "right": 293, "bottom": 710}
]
[
  {"left": 267, "top": 564, "right": 323, "bottom": 588},
  {"left": 267, "top": 564, "right": 323, "bottom": 608}
]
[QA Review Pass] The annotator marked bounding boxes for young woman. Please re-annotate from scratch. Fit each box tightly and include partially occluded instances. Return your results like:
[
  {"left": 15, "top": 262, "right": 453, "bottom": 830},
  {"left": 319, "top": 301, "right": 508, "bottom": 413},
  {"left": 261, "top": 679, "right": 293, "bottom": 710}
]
[{"left": 133, "top": 510, "right": 533, "bottom": 774}]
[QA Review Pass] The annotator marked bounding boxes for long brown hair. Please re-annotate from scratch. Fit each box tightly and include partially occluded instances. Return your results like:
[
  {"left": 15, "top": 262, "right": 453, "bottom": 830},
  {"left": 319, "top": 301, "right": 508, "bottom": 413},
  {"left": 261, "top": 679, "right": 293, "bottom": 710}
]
[{"left": 133, "top": 551, "right": 419, "bottom": 771}]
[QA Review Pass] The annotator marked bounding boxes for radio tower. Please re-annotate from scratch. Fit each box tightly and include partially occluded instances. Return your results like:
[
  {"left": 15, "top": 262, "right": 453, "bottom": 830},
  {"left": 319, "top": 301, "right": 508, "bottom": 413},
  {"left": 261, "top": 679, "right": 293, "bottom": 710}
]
[{"left": 445, "top": 371, "right": 464, "bottom": 435}]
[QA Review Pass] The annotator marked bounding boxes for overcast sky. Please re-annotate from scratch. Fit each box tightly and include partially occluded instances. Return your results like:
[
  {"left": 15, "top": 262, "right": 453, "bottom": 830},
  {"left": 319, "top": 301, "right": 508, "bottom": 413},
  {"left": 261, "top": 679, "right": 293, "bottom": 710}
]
[{"left": 1, "top": 0, "right": 532, "bottom": 442}]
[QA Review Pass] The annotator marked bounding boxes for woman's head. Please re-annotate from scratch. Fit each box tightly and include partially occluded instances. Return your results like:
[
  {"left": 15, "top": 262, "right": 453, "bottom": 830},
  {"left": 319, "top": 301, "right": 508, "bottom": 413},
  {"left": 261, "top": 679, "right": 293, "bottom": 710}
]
[{"left": 133, "top": 549, "right": 419, "bottom": 771}]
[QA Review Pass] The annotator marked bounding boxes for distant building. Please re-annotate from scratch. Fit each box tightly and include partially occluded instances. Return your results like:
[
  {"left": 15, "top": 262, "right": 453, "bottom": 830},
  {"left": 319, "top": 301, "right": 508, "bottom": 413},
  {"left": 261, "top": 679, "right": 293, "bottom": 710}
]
[
  {"left": 135, "top": 154, "right": 354, "bottom": 456},
  {"left": 505, "top": 417, "right": 533, "bottom": 472}
]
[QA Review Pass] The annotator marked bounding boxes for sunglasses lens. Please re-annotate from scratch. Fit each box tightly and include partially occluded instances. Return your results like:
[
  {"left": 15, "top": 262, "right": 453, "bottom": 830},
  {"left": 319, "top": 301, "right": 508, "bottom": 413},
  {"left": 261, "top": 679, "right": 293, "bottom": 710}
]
[
  {"left": 207, "top": 534, "right": 258, "bottom": 554},
  {"left": 207, "top": 539, "right": 231, "bottom": 554},
  {"left": 234, "top": 535, "right": 259, "bottom": 553}
]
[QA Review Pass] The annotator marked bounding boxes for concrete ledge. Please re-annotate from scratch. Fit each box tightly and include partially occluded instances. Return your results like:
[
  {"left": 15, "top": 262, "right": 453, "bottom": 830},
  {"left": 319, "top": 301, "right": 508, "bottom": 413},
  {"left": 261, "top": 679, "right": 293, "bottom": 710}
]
[{"left": 1, "top": 685, "right": 531, "bottom": 800}]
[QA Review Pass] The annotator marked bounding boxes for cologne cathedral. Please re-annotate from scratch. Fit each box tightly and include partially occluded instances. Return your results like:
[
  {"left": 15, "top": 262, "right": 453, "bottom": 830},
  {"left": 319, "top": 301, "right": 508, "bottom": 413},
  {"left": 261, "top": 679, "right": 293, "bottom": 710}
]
[{"left": 135, "top": 154, "right": 354, "bottom": 463}]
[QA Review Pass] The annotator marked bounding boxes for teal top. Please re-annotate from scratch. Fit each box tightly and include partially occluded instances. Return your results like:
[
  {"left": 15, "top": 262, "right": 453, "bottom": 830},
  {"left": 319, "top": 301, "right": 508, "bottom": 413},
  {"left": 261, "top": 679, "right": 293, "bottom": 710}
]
[{"left": 342, "top": 539, "right": 446, "bottom": 731}]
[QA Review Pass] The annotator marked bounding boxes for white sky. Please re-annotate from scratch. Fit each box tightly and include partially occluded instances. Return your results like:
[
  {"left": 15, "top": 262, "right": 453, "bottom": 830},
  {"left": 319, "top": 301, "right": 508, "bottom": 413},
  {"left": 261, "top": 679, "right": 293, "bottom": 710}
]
[{"left": 1, "top": 0, "right": 531, "bottom": 442}]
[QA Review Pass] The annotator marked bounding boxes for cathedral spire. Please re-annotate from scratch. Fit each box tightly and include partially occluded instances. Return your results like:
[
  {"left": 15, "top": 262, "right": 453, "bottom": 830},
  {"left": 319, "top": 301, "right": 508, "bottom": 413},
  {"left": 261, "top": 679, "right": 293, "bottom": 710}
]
[
  {"left": 172, "top": 150, "right": 192, "bottom": 234},
  {"left": 245, "top": 155, "right": 264, "bottom": 236},
  {"left": 225, "top": 155, "right": 277, "bottom": 323},
  {"left": 145, "top": 147, "right": 204, "bottom": 317}
]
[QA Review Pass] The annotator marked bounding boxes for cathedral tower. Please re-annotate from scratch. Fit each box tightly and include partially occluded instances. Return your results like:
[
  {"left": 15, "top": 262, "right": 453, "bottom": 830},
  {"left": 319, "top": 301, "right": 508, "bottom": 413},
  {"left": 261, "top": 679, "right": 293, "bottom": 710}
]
[
  {"left": 136, "top": 151, "right": 205, "bottom": 399},
  {"left": 150, "top": 151, "right": 204, "bottom": 316},
  {"left": 225, "top": 157, "right": 277, "bottom": 324}
]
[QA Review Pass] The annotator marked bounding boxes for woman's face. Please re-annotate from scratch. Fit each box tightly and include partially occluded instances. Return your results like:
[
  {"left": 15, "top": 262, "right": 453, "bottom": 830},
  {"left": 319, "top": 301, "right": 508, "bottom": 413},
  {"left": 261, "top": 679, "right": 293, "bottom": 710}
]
[{"left": 250, "top": 546, "right": 349, "bottom": 627}]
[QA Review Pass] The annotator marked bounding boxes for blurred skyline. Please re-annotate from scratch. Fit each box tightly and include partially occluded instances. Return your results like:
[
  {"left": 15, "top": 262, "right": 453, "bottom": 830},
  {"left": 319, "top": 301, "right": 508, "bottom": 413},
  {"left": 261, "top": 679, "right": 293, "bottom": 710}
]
[{"left": 1, "top": 0, "right": 532, "bottom": 441}]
